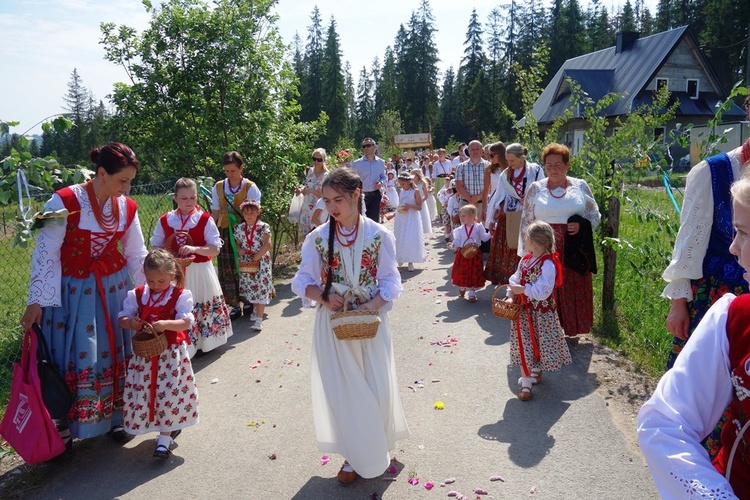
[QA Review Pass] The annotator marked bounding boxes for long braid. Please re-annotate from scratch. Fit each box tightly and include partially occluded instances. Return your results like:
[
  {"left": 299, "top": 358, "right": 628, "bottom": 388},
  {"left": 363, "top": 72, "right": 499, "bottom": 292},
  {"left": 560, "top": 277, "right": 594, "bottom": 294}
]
[{"left": 321, "top": 215, "right": 336, "bottom": 301}]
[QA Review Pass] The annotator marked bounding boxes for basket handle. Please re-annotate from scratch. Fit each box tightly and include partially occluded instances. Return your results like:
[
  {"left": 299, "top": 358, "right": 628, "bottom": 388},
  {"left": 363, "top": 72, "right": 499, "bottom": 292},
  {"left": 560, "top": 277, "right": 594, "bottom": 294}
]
[
  {"left": 140, "top": 322, "right": 158, "bottom": 338},
  {"left": 492, "top": 284, "right": 511, "bottom": 301}
]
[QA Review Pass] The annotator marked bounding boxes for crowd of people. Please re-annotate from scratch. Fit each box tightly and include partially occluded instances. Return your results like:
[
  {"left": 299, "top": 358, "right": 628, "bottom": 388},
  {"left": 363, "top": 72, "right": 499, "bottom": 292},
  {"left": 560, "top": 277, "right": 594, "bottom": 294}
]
[{"left": 20, "top": 114, "right": 750, "bottom": 496}]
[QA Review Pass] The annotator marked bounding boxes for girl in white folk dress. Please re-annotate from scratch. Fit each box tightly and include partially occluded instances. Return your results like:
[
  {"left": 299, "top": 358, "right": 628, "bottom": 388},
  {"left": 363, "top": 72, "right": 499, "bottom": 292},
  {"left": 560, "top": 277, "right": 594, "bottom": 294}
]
[
  {"left": 388, "top": 171, "right": 427, "bottom": 271},
  {"left": 507, "top": 221, "right": 572, "bottom": 401},
  {"left": 411, "top": 169, "right": 435, "bottom": 234},
  {"left": 118, "top": 249, "right": 199, "bottom": 460},
  {"left": 152, "top": 178, "right": 232, "bottom": 357},
  {"left": 291, "top": 168, "right": 410, "bottom": 486},
  {"left": 234, "top": 200, "right": 275, "bottom": 331},
  {"left": 384, "top": 170, "right": 400, "bottom": 210}
]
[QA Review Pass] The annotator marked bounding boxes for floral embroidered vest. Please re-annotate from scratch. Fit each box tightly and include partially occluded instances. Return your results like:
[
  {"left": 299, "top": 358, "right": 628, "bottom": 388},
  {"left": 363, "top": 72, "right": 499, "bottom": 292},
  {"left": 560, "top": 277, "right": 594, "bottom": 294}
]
[
  {"left": 712, "top": 293, "right": 750, "bottom": 497},
  {"left": 135, "top": 285, "right": 189, "bottom": 346},
  {"left": 159, "top": 211, "right": 212, "bottom": 263},
  {"left": 519, "top": 253, "right": 562, "bottom": 312},
  {"left": 58, "top": 186, "right": 137, "bottom": 278}
]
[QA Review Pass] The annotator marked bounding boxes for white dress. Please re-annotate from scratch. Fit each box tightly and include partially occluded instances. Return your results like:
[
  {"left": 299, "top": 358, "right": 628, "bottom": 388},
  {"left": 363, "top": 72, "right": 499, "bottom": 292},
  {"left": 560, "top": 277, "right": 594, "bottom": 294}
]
[
  {"left": 384, "top": 178, "right": 399, "bottom": 210},
  {"left": 394, "top": 189, "right": 427, "bottom": 263},
  {"left": 152, "top": 210, "right": 233, "bottom": 358},
  {"left": 291, "top": 217, "right": 410, "bottom": 478},
  {"left": 637, "top": 294, "right": 738, "bottom": 498},
  {"left": 414, "top": 181, "right": 433, "bottom": 234}
]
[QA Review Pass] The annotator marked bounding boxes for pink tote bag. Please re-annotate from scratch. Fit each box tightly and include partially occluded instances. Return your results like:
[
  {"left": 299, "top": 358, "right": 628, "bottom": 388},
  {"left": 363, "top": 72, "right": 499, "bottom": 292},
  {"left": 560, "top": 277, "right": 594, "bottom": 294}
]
[{"left": 0, "top": 328, "right": 65, "bottom": 463}]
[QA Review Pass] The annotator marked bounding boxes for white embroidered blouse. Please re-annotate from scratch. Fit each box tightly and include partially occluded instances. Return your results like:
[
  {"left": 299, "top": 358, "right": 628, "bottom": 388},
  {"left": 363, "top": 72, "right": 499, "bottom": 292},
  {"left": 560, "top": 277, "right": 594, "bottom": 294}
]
[
  {"left": 661, "top": 146, "right": 746, "bottom": 301},
  {"left": 27, "top": 184, "right": 147, "bottom": 307},
  {"left": 151, "top": 210, "right": 223, "bottom": 248},
  {"left": 637, "top": 294, "right": 738, "bottom": 499}
]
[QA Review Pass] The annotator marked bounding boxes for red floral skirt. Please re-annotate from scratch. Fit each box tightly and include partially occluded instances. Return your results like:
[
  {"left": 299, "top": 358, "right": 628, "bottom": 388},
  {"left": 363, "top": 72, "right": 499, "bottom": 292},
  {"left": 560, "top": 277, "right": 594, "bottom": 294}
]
[
  {"left": 452, "top": 251, "right": 486, "bottom": 288},
  {"left": 484, "top": 211, "right": 521, "bottom": 285},
  {"left": 551, "top": 223, "right": 593, "bottom": 336}
]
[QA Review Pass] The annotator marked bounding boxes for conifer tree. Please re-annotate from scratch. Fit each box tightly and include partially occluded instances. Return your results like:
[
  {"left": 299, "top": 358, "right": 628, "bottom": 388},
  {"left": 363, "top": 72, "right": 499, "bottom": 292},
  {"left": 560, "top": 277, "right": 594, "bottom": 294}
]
[
  {"left": 320, "top": 17, "right": 347, "bottom": 149},
  {"left": 301, "top": 7, "right": 324, "bottom": 122}
]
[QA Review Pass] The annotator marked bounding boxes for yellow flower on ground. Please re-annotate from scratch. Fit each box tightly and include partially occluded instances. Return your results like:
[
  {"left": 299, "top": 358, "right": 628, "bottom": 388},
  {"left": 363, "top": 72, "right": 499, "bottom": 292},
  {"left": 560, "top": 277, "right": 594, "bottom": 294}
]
[{"left": 434, "top": 400, "right": 445, "bottom": 410}]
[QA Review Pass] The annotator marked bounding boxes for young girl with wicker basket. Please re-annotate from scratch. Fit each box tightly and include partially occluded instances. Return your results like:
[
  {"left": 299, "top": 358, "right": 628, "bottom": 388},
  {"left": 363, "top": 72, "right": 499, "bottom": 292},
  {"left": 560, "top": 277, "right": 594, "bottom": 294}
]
[
  {"left": 450, "top": 204, "right": 490, "bottom": 302},
  {"left": 152, "top": 178, "right": 233, "bottom": 357},
  {"left": 117, "top": 248, "right": 199, "bottom": 460},
  {"left": 291, "top": 167, "right": 410, "bottom": 486},
  {"left": 234, "top": 199, "right": 275, "bottom": 331},
  {"left": 507, "top": 220, "right": 572, "bottom": 401}
]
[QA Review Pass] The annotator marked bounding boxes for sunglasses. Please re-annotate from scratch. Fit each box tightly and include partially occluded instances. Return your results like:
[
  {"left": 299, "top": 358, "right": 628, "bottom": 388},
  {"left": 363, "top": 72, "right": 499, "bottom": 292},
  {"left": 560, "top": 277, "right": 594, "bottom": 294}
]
[
  {"left": 362, "top": 144, "right": 375, "bottom": 148},
  {"left": 312, "top": 157, "right": 323, "bottom": 162}
]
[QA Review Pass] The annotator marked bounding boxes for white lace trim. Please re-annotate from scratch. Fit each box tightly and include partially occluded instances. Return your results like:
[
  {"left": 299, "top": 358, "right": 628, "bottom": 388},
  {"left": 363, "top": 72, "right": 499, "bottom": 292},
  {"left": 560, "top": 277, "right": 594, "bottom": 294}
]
[
  {"left": 662, "top": 146, "right": 743, "bottom": 300},
  {"left": 667, "top": 472, "right": 737, "bottom": 498}
]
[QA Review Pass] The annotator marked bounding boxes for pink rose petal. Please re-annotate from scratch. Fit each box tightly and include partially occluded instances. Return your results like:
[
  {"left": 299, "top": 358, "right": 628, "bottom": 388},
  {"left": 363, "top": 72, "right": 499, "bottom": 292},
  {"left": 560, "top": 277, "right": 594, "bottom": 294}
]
[
  {"left": 474, "top": 488, "right": 488, "bottom": 495},
  {"left": 424, "top": 482, "right": 434, "bottom": 490},
  {"left": 444, "top": 477, "right": 456, "bottom": 484},
  {"left": 320, "top": 455, "right": 330, "bottom": 465},
  {"left": 387, "top": 466, "right": 397, "bottom": 474},
  {"left": 407, "top": 477, "right": 420, "bottom": 486}
]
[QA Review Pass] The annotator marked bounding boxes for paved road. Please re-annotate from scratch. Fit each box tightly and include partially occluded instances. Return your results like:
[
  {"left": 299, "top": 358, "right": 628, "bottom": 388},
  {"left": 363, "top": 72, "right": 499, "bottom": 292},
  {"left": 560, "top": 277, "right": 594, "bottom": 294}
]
[{"left": 7, "top": 226, "right": 658, "bottom": 499}]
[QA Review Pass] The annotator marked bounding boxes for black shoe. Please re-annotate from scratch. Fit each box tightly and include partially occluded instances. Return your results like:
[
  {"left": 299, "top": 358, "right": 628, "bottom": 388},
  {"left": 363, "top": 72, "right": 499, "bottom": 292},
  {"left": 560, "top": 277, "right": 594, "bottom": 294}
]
[
  {"left": 108, "top": 425, "right": 133, "bottom": 443},
  {"left": 153, "top": 443, "right": 171, "bottom": 461},
  {"left": 229, "top": 307, "right": 241, "bottom": 320},
  {"left": 170, "top": 429, "right": 181, "bottom": 440}
]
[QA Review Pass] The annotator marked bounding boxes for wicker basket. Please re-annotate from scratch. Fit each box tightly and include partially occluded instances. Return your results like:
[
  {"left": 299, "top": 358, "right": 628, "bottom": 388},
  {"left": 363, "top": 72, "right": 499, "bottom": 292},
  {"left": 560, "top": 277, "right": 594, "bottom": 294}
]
[
  {"left": 460, "top": 242, "right": 480, "bottom": 259},
  {"left": 239, "top": 260, "right": 260, "bottom": 274},
  {"left": 330, "top": 299, "right": 381, "bottom": 340},
  {"left": 492, "top": 285, "right": 522, "bottom": 320},
  {"left": 174, "top": 255, "right": 195, "bottom": 268},
  {"left": 165, "top": 232, "right": 195, "bottom": 268},
  {"left": 132, "top": 323, "right": 168, "bottom": 358}
]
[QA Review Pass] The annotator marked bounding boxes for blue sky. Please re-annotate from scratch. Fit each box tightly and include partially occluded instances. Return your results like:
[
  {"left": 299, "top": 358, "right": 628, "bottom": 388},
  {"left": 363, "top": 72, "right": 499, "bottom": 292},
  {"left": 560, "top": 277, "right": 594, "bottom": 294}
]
[{"left": 1, "top": 0, "right": 655, "bottom": 136}]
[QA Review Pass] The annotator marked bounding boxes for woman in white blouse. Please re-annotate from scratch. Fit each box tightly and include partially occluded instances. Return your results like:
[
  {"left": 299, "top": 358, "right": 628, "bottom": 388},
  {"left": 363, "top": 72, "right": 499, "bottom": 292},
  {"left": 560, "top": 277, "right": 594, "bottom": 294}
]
[
  {"left": 21, "top": 143, "right": 148, "bottom": 447},
  {"left": 663, "top": 111, "right": 750, "bottom": 369},
  {"left": 519, "top": 143, "right": 600, "bottom": 338}
]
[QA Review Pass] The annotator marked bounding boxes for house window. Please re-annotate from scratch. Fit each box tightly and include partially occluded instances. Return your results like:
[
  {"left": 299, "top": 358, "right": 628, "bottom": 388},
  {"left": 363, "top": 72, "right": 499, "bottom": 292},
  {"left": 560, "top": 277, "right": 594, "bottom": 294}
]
[
  {"left": 654, "top": 126, "right": 666, "bottom": 143},
  {"left": 656, "top": 78, "right": 668, "bottom": 92},
  {"left": 687, "top": 79, "right": 699, "bottom": 99}
]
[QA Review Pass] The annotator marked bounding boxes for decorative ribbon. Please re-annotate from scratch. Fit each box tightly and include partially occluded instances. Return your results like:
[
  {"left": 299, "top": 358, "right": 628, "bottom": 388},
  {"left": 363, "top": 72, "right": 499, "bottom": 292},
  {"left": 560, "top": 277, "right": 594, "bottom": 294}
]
[
  {"left": 662, "top": 170, "right": 681, "bottom": 216},
  {"left": 515, "top": 294, "right": 541, "bottom": 377},
  {"left": 91, "top": 261, "right": 122, "bottom": 412},
  {"left": 16, "top": 169, "right": 32, "bottom": 222}
]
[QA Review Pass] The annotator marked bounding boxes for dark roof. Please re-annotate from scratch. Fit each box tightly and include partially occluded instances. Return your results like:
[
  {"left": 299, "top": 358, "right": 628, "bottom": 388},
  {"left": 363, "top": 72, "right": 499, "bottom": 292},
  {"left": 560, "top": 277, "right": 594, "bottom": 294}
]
[{"left": 523, "top": 26, "right": 746, "bottom": 126}]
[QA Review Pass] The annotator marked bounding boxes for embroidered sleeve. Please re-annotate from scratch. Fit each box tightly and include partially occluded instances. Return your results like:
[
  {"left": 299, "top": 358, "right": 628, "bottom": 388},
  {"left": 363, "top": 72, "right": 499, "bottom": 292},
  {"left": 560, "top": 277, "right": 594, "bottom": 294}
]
[
  {"left": 375, "top": 226, "right": 403, "bottom": 310},
  {"left": 174, "top": 289, "right": 195, "bottom": 325},
  {"left": 508, "top": 261, "right": 522, "bottom": 287},
  {"left": 525, "top": 260, "right": 555, "bottom": 300},
  {"left": 291, "top": 229, "right": 324, "bottom": 308},
  {"left": 661, "top": 160, "right": 714, "bottom": 301},
  {"left": 578, "top": 179, "right": 601, "bottom": 230},
  {"left": 518, "top": 181, "right": 541, "bottom": 257},
  {"left": 123, "top": 211, "right": 148, "bottom": 286},
  {"left": 27, "top": 194, "right": 65, "bottom": 307},
  {"left": 118, "top": 289, "right": 139, "bottom": 319},
  {"left": 637, "top": 294, "right": 736, "bottom": 498},
  {"left": 204, "top": 216, "right": 223, "bottom": 247}
]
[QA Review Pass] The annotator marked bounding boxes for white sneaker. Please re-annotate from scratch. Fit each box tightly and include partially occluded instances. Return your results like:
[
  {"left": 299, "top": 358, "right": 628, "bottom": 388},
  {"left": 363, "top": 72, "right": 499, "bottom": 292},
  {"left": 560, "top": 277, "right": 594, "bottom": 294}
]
[{"left": 251, "top": 319, "right": 263, "bottom": 331}]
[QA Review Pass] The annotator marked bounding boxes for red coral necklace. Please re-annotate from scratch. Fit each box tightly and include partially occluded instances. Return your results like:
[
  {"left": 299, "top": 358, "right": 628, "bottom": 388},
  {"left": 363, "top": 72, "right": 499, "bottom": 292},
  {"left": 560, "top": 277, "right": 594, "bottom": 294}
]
[
  {"left": 336, "top": 218, "right": 359, "bottom": 248},
  {"left": 86, "top": 180, "right": 120, "bottom": 232},
  {"left": 548, "top": 178, "right": 568, "bottom": 199}
]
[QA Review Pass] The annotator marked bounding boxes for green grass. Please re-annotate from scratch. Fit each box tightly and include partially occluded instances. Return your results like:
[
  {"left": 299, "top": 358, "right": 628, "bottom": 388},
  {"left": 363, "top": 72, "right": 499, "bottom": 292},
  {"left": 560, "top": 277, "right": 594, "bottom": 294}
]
[{"left": 592, "top": 186, "right": 681, "bottom": 376}]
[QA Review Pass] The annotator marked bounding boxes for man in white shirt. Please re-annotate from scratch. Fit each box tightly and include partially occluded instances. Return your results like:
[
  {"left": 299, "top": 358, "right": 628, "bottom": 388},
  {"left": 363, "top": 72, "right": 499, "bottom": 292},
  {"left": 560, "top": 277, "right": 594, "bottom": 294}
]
[{"left": 432, "top": 148, "right": 453, "bottom": 205}]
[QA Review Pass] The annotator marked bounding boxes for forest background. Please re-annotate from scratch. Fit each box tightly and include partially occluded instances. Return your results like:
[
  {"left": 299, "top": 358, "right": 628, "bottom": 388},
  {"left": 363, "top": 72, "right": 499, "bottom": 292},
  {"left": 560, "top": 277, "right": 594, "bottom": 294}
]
[{"left": 0, "top": 0, "right": 749, "bottom": 414}]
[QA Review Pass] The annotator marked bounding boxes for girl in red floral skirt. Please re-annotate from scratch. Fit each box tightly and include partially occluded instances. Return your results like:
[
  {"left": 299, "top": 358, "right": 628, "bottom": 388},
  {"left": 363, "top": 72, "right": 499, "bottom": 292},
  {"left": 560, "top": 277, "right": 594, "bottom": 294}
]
[
  {"left": 450, "top": 204, "right": 490, "bottom": 302},
  {"left": 507, "top": 221, "right": 572, "bottom": 401},
  {"left": 118, "top": 248, "right": 199, "bottom": 460}
]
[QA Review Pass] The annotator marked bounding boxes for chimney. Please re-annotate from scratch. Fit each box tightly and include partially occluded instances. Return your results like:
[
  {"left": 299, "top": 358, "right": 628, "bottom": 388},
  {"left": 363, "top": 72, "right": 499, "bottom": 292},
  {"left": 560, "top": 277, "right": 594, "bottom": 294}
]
[{"left": 616, "top": 31, "right": 640, "bottom": 53}]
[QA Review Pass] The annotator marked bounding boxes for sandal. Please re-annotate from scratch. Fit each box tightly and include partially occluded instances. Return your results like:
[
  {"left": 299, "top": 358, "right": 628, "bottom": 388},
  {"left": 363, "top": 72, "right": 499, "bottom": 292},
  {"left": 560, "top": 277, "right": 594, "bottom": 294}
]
[
  {"left": 531, "top": 369, "right": 543, "bottom": 385},
  {"left": 459, "top": 289, "right": 466, "bottom": 298},
  {"left": 518, "top": 386, "right": 532, "bottom": 401},
  {"left": 153, "top": 443, "right": 171, "bottom": 461}
]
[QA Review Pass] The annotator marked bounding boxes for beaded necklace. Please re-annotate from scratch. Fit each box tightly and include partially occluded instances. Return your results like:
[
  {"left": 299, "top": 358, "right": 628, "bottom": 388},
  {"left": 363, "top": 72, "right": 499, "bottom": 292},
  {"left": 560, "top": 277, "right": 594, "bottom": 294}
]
[
  {"left": 226, "top": 179, "right": 243, "bottom": 195},
  {"left": 335, "top": 217, "right": 360, "bottom": 248},
  {"left": 85, "top": 180, "right": 120, "bottom": 232},
  {"left": 548, "top": 178, "right": 568, "bottom": 199}
]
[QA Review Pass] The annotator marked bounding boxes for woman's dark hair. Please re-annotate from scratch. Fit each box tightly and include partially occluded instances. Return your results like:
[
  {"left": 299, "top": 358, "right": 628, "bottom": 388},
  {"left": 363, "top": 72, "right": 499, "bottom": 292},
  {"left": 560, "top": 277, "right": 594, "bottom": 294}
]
[
  {"left": 90, "top": 142, "right": 139, "bottom": 174},
  {"left": 488, "top": 141, "right": 507, "bottom": 174},
  {"left": 222, "top": 151, "right": 244, "bottom": 168},
  {"left": 320, "top": 168, "right": 363, "bottom": 302}
]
